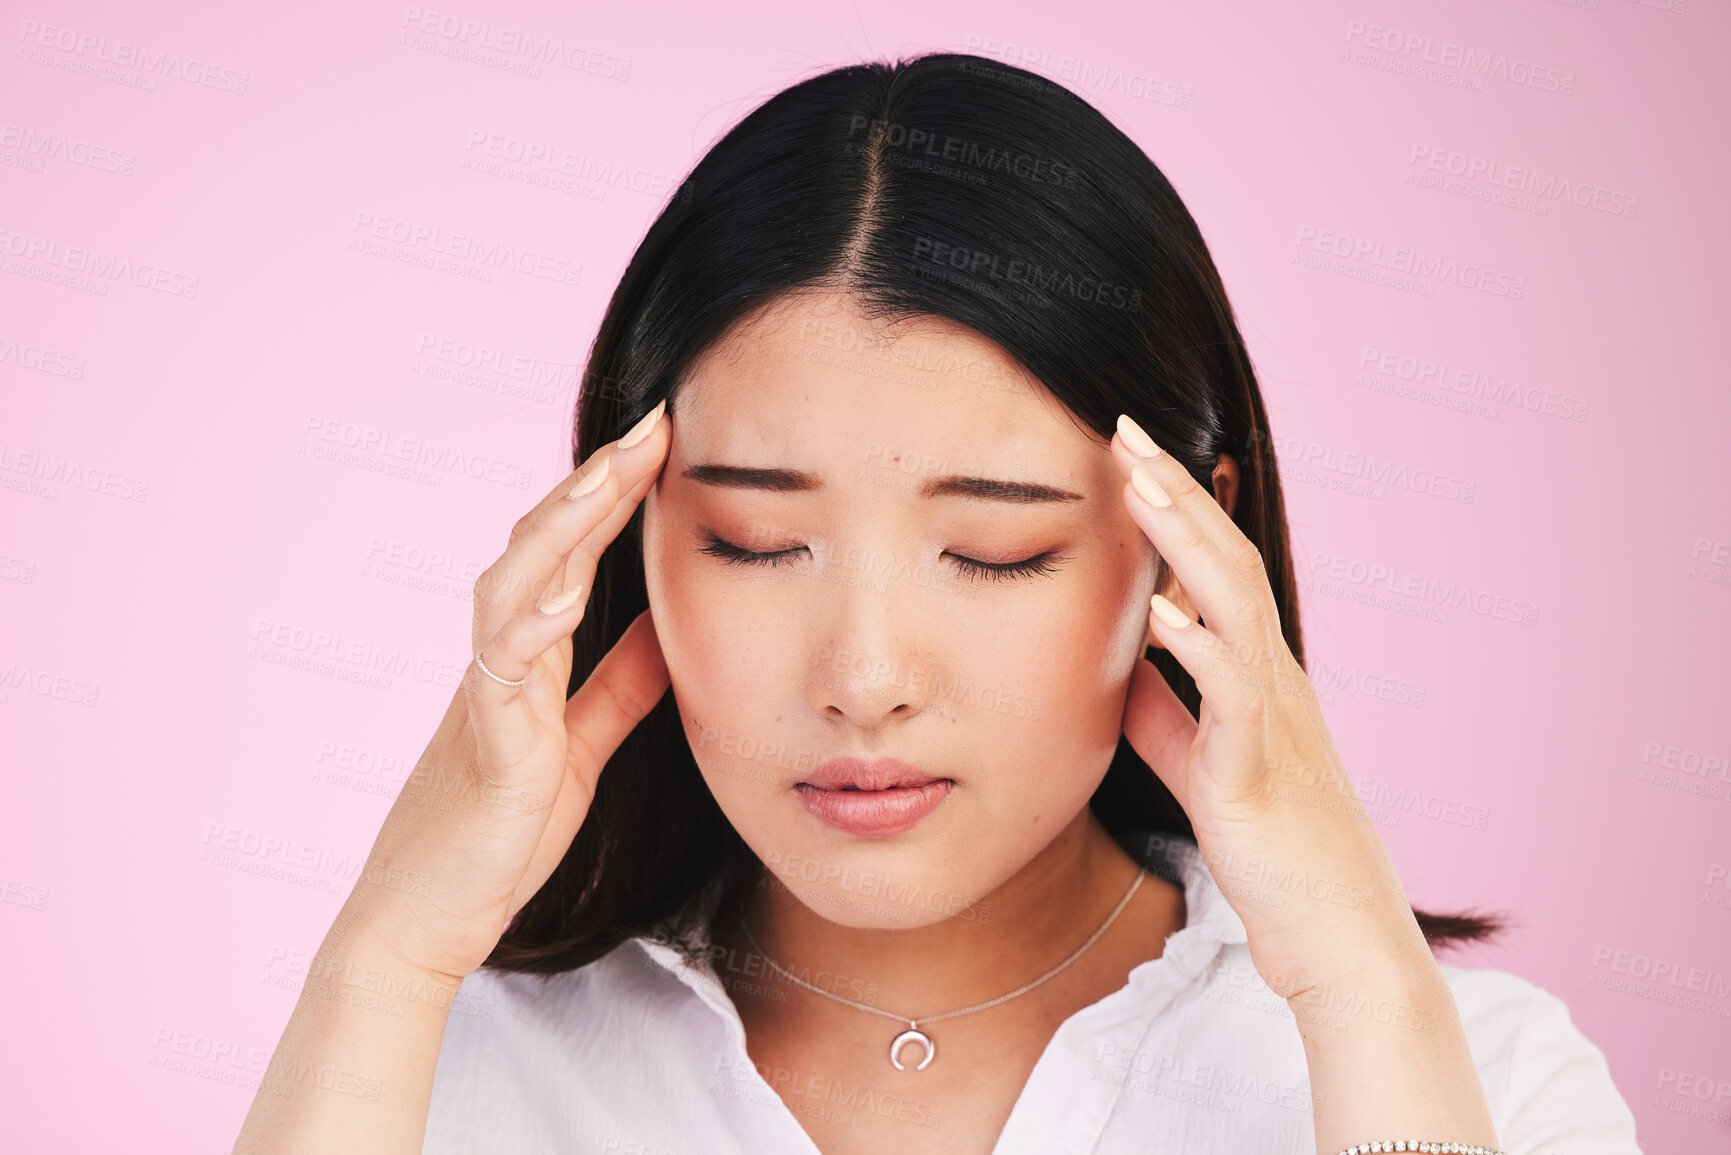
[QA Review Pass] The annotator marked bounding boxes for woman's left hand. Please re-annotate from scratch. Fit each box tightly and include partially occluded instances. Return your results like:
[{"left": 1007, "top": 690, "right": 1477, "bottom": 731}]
[{"left": 1110, "top": 413, "right": 1436, "bottom": 1009}]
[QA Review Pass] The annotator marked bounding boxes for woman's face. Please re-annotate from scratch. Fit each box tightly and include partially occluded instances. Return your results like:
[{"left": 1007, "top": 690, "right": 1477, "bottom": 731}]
[{"left": 641, "top": 287, "right": 1159, "bottom": 929}]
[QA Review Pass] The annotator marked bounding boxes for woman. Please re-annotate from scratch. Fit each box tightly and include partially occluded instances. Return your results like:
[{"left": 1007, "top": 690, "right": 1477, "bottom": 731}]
[{"left": 233, "top": 53, "right": 1641, "bottom": 1154}]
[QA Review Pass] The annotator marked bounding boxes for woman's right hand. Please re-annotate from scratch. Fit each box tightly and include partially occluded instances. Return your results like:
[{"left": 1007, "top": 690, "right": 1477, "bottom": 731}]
[{"left": 344, "top": 399, "right": 672, "bottom": 985}]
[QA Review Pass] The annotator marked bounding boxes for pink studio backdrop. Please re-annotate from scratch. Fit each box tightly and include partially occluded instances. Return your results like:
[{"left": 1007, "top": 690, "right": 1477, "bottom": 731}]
[{"left": 3, "top": 1, "right": 1726, "bottom": 1151}]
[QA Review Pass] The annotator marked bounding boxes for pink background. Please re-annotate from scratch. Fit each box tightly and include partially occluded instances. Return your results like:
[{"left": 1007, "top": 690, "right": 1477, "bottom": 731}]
[{"left": 3, "top": 1, "right": 1727, "bottom": 1151}]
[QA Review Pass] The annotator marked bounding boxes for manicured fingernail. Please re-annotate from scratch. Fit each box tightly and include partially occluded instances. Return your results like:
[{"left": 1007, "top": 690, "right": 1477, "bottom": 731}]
[
  {"left": 538, "top": 583, "right": 587, "bottom": 616},
  {"left": 1150, "top": 593, "right": 1191, "bottom": 629},
  {"left": 618, "top": 399, "right": 667, "bottom": 450},
  {"left": 1131, "top": 464, "right": 1172, "bottom": 508},
  {"left": 1117, "top": 414, "right": 1163, "bottom": 459},
  {"left": 565, "top": 457, "right": 611, "bottom": 500}
]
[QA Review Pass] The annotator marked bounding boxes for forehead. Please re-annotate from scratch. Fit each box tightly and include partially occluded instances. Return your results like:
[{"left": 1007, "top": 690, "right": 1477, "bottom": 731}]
[{"left": 672, "top": 288, "right": 1101, "bottom": 479}]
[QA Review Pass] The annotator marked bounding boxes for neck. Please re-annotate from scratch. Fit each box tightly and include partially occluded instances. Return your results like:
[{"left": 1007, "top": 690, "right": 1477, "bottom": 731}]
[{"left": 720, "top": 807, "right": 1161, "bottom": 1018}]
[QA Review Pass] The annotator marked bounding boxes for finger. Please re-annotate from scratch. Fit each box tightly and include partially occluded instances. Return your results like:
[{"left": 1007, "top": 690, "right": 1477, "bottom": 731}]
[
  {"left": 1121, "top": 652, "right": 1198, "bottom": 813},
  {"left": 1111, "top": 415, "right": 1281, "bottom": 654},
  {"left": 1144, "top": 593, "right": 1269, "bottom": 799},
  {"left": 508, "top": 608, "right": 671, "bottom": 916},
  {"left": 463, "top": 400, "right": 668, "bottom": 768},
  {"left": 465, "top": 584, "right": 592, "bottom": 781},
  {"left": 473, "top": 400, "right": 669, "bottom": 648},
  {"left": 1112, "top": 413, "right": 1246, "bottom": 559},
  {"left": 463, "top": 442, "right": 668, "bottom": 785},
  {"left": 513, "top": 399, "right": 671, "bottom": 544}
]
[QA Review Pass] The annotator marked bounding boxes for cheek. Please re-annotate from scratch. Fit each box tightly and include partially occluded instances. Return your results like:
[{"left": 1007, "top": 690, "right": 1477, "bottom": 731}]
[
  {"left": 642, "top": 506, "right": 795, "bottom": 769},
  {"left": 1070, "top": 531, "right": 1160, "bottom": 692},
  {"left": 986, "top": 544, "right": 1150, "bottom": 723},
  {"left": 643, "top": 498, "right": 717, "bottom": 672},
  {"left": 951, "top": 549, "right": 1146, "bottom": 819}
]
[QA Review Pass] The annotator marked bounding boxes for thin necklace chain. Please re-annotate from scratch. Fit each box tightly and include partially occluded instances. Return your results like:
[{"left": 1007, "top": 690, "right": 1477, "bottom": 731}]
[{"left": 738, "top": 868, "right": 1147, "bottom": 1027}]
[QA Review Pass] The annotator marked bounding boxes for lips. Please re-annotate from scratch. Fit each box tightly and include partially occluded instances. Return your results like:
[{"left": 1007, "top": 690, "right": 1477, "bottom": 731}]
[{"left": 795, "top": 757, "right": 954, "bottom": 836}]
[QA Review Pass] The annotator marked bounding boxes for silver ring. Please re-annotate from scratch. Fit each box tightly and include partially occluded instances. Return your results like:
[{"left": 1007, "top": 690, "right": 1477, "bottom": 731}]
[{"left": 474, "top": 648, "right": 527, "bottom": 687}]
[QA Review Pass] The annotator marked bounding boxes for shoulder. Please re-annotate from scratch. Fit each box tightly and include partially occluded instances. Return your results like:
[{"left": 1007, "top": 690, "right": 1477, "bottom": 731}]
[
  {"left": 424, "top": 940, "right": 710, "bottom": 1153},
  {"left": 1437, "top": 963, "right": 1644, "bottom": 1155},
  {"left": 1165, "top": 948, "right": 1645, "bottom": 1154},
  {"left": 434, "top": 938, "right": 688, "bottom": 1054}
]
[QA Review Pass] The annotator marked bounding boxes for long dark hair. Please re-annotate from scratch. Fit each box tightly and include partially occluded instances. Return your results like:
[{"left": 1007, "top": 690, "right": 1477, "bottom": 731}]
[{"left": 484, "top": 52, "right": 1503, "bottom": 973}]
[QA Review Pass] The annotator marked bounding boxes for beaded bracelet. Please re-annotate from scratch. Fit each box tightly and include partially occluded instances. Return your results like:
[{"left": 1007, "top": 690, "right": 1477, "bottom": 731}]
[{"left": 1336, "top": 1144, "right": 1504, "bottom": 1155}]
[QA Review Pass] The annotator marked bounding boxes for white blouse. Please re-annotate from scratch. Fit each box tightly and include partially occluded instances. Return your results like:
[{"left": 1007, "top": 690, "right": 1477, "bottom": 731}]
[{"left": 424, "top": 835, "right": 1643, "bottom": 1154}]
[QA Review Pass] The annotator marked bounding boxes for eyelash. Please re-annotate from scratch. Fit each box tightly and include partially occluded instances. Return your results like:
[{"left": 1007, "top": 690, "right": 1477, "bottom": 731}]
[{"left": 697, "top": 534, "right": 1069, "bottom": 583}]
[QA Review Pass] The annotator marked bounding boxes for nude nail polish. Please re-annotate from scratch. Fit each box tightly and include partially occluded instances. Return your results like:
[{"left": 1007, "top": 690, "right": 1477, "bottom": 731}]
[
  {"left": 565, "top": 457, "right": 611, "bottom": 500},
  {"left": 1131, "top": 465, "right": 1172, "bottom": 508},
  {"left": 1117, "top": 414, "right": 1163, "bottom": 459},
  {"left": 618, "top": 399, "right": 667, "bottom": 450}
]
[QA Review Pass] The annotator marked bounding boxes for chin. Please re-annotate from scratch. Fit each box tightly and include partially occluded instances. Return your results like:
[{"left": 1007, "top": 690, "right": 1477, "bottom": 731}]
[
  {"left": 774, "top": 875, "right": 997, "bottom": 931},
  {"left": 739, "top": 816, "right": 1002, "bottom": 930}
]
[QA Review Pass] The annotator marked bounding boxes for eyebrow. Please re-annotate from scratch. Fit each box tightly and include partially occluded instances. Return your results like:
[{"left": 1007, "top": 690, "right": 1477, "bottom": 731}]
[{"left": 681, "top": 464, "right": 1085, "bottom": 504}]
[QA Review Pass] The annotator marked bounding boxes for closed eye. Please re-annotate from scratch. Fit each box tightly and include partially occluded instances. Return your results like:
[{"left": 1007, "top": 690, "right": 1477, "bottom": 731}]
[
  {"left": 947, "top": 552, "right": 1068, "bottom": 582},
  {"left": 696, "top": 533, "right": 1069, "bottom": 582},
  {"left": 697, "top": 535, "right": 805, "bottom": 568}
]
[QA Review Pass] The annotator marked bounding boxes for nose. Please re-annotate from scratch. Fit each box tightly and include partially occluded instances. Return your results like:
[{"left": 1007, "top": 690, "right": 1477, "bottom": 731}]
[{"left": 804, "top": 568, "right": 939, "bottom": 730}]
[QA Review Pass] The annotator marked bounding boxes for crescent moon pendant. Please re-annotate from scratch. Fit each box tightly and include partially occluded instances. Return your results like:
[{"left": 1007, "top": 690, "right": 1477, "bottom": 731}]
[{"left": 889, "top": 1027, "right": 935, "bottom": 1071}]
